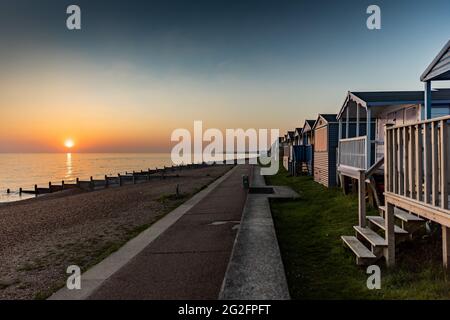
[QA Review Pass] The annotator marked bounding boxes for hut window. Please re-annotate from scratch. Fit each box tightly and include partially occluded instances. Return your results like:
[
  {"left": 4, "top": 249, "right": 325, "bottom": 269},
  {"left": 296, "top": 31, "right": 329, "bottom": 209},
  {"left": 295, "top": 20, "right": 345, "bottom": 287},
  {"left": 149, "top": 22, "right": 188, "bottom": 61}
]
[{"left": 315, "top": 127, "right": 328, "bottom": 151}]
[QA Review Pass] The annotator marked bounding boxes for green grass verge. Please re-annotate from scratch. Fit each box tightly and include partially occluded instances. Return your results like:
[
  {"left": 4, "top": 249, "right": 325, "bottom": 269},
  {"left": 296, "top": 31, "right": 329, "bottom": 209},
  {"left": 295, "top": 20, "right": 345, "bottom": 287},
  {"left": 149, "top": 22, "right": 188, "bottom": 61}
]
[{"left": 267, "top": 166, "right": 450, "bottom": 299}]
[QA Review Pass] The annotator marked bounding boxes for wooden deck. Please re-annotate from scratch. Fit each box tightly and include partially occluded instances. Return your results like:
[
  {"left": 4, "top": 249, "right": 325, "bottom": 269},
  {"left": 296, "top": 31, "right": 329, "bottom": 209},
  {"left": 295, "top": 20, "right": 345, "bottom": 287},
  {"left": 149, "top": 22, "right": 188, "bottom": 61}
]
[
  {"left": 384, "top": 115, "right": 450, "bottom": 267},
  {"left": 385, "top": 192, "right": 450, "bottom": 227},
  {"left": 384, "top": 115, "right": 450, "bottom": 225},
  {"left": 341, "top": 116, "right": 450, "bottom": 267}
]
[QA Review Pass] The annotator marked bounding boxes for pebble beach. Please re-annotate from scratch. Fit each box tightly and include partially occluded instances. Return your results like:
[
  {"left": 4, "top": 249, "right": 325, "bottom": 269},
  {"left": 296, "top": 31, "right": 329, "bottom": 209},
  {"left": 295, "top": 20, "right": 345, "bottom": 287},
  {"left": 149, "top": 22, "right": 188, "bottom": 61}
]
[{"left": 0, "top": 165, "right": 232, "bottom": 300}]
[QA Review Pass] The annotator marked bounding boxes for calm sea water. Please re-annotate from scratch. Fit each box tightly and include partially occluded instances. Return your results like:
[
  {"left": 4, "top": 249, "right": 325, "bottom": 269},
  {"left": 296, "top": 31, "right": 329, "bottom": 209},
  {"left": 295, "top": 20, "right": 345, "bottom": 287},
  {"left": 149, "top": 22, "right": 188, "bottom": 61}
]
[
  {"left": 0, "top": 153, "right": 253, "bottom": 203},
  {"left": 0, "top": 153, "right": 177, "bottom": 203}
]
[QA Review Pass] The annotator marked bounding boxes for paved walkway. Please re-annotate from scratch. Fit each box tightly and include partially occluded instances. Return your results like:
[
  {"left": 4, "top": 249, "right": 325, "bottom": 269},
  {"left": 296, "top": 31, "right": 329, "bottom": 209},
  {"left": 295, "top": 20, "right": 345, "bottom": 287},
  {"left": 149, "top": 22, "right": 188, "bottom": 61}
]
[{"left": 86, "top": 165, "right": 251, "bottom": 299}]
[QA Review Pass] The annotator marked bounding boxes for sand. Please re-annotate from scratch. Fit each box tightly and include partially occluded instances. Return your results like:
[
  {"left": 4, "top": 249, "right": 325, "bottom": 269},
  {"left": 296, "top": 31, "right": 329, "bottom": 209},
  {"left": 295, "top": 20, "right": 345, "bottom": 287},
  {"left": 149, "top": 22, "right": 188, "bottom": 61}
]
[{"left": 0, "top": 165, "right": 232, "bottom": 300}]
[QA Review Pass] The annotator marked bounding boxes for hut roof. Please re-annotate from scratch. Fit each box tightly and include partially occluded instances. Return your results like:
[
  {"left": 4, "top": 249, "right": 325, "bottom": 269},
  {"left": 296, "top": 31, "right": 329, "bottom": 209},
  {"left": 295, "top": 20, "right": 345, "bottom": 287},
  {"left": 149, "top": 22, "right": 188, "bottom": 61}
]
[
  {"left": 312, "top": 114, "right": 338, "bottom": 130},
  {"left": 302, "top": 120, "right": 315, "bottom": 133},
  {"left": 337, "top": 89, "right": 450, "bottom": 119},
  {"left": 306, "top": 120, "right": 316, "bottom": 127},
  {"left": 319, "top": 114, "right": 338, "bottom": 123},
  {"left": 421, "top": 40, "right": 450, "bottom": 82}
]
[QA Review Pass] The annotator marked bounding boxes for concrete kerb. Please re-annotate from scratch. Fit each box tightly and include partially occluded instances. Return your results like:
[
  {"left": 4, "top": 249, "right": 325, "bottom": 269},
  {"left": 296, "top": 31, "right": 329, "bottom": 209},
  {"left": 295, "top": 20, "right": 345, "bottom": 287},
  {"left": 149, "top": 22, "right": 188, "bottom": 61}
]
[{"left": 219, "top": 165, "right": 292, "bottom": 300}]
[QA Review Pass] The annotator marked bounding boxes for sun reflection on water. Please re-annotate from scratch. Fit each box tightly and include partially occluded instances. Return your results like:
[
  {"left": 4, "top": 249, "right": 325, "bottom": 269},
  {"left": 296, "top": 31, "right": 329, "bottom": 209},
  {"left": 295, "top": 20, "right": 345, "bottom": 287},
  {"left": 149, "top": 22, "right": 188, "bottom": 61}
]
[{"left": 66, "top": 153, "right": 73, "bottom": 180}]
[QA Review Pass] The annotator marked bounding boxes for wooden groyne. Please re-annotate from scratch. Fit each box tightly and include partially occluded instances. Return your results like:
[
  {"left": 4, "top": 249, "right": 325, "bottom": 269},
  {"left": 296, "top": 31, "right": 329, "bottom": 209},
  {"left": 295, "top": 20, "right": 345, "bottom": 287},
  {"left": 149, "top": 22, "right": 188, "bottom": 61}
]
[{"left": 9, "top": 161, "right": 238, "bottom": 197}]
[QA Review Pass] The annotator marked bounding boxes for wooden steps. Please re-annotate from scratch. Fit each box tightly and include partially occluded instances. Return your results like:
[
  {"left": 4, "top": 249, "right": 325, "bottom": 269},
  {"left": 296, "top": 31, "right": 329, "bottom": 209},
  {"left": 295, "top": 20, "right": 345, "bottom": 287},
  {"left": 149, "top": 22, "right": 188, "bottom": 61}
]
[
  {"left": 367, "top": 216, "right": 409, "bottom": 234},
  {"left": 378, "top": 206, "right": 424, "bottom": 222},
  {"left": 378, "top": 206, "right": 425, "bottom": 233},
  {"left": 378, "top": 205, "right": 385, "bottom": 216},
  {"left": 393, "top": 210, "right": 424, "bottom": 223},
  {"left": 353, "top": 226, "right": 386, "bottom": 247},
  {"left": 341, "top": 236, "right": 376, "bottom": 265},
  {"left": 343, "top": 208, "right": 427, "bottom": 265}
]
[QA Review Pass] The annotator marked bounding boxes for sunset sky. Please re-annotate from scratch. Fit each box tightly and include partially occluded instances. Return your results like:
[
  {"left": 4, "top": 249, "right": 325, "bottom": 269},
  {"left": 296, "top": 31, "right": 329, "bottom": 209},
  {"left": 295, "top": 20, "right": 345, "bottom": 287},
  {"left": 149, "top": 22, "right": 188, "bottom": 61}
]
[{"left": 0, "top": 0, "right": 449, "bottom": 152}]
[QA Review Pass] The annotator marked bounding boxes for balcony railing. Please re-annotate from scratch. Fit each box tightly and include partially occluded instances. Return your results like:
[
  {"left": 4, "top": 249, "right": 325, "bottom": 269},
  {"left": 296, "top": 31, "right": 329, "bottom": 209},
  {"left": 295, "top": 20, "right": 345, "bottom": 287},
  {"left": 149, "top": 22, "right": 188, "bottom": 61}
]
[
  {"left": 338, "top": 136, "right": 367, "bottom": 170},
  {"left": 385, "top": 115, "right": 450, "bottom": 210}
]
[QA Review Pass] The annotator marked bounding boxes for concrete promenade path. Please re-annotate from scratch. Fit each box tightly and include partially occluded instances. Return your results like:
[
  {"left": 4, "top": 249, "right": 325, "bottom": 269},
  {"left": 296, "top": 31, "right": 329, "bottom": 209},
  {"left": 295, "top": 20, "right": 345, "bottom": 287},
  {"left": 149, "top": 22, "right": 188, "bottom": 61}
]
[{"left": 85, "top": 164, "right": 251, "bottom": 299}]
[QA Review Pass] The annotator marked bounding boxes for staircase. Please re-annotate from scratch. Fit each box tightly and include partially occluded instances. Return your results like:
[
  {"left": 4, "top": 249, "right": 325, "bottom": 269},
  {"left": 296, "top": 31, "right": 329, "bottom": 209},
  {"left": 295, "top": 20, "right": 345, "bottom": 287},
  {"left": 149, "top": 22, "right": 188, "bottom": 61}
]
[{"left": 341, "top": 206, "right": 425, "bottom": 265}]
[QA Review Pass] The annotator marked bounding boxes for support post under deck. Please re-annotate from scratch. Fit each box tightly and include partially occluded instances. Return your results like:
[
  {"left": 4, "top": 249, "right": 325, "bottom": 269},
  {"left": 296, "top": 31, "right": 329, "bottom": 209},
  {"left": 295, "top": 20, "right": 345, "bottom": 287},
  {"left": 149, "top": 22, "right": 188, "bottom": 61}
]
[
  {"left": 442, "top": 226, "right": 450, "bottom": 269},
  {"left": 358, "top": 171, "right": 366, "bottom": 228},
  {"left": 385, "top": 202, "right": 396, "bottom": 267}
]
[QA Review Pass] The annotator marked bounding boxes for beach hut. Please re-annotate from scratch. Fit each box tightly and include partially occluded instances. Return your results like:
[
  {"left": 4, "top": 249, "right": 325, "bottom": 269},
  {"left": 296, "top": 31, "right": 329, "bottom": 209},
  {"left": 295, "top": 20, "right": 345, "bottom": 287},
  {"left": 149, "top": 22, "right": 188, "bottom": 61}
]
[
  {"left": 335, "top": 91, "right": 450, "bottom": 172},
  {"left": 312, "top": 114, "right": 339, "bottom": 187},
  {"left": 341, "top": 40, "right": 450, "bottom": 268},
  {"left": 278, "top": 136, "right": 285, "bottom": 159},
  {"left": 336, "top": 91, "right": 422, "bottom": 204},
  {"left": 286, "top": 131, "right": 295, "bottom": 173},
  {"left": 336, "top": 90, "right": 450, "bottom": 203},
  {"left": 421, "top": 40, "right": 450, "bottom": 119},
  {"left": 282, "top": 131, "right": 294, "bottom": 170},
  {"left": 292, "top": 120, "right": 315, "bottom": 175},
  {"left": 281, "top": 134, "right": 288, "bottom": 170},
  {"left": 290, "top": 128, "right": 303, "bottom": 176},
  {"left": 301, "top": 120, "right": 315, "bottom": 146},
  {"left": 287, "top": 131, "right": 294, "bottom": 144},
  {"left": 293, "top": 128, "right": 302, "bottom": 146}
]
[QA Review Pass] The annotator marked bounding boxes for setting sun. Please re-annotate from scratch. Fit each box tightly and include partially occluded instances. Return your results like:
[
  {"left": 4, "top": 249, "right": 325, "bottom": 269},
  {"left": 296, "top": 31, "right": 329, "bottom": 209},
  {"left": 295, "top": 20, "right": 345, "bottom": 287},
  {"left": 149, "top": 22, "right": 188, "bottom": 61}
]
[{"left": 64, "top": 139, "right": 75, "bottom": 149}]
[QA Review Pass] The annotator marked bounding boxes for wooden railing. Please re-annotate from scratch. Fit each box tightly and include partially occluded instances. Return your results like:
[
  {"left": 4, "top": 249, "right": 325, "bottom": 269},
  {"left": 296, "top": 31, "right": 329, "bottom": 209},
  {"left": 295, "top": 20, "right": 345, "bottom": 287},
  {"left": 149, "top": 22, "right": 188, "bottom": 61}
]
[
  {"left": 338, "top": 136, "right": 367, "bottom": 170},
  {"left": 385, "top": 115, "right": 450, "bottom": 210}
]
